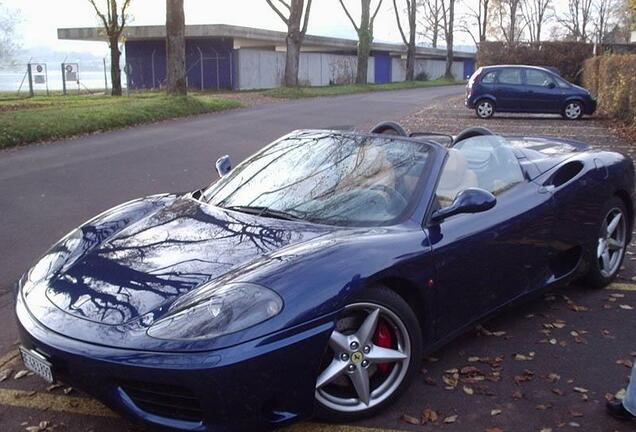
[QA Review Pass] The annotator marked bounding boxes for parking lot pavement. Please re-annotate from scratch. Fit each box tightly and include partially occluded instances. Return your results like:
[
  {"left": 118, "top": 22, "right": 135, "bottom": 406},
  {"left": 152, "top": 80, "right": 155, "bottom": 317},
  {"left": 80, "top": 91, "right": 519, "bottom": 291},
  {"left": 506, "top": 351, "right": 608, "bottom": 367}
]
[{"left": 1, "top": 93, "right": 635, "bottom": 432}]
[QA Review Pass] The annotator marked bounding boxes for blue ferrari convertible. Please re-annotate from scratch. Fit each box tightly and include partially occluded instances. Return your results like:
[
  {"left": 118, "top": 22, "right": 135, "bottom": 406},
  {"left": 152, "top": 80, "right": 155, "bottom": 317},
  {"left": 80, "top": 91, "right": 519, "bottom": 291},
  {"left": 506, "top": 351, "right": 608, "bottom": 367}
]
[{"left": 15, "top": 123, "right": 634, "bottom": 431}]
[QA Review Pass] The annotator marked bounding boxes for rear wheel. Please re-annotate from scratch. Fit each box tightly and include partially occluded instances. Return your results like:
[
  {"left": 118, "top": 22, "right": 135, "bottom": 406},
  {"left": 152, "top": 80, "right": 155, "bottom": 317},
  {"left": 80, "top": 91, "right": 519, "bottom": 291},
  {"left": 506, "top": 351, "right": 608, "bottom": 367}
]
[
  {"left": 314, "top": 286, "right": 422, "bottom": 422},
  {"left": 583, "top": 197, "right": 628, "bottom": 288},
  {"left": 475, "top": 99, "right": 495, "bottom": 119},
  {"left": 562, "top": 101, "right": 584, "bottom": 120}
]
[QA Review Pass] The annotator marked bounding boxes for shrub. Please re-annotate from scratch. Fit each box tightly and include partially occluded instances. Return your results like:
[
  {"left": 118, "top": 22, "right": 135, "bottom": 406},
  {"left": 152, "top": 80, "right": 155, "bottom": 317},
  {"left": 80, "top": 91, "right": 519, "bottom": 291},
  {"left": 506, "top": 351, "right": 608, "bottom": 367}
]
[
  {"left": 477, "top": 42, "right": 594, "bottom": 83},
  {"left": 583, "top": 54, "right": 636, "bottom": 127},
  {"left": 415, "top": 71, "right": 429, "bottom": 81}
]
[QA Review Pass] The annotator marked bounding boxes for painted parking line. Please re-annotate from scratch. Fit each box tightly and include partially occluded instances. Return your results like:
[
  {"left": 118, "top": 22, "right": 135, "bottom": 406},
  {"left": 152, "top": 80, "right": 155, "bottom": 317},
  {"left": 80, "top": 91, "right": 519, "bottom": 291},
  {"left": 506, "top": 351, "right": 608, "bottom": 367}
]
[
  {"left": 0, "top": 388, "right": 117, "bottom": 417},
  {"left": 607, "top": 282, "right": 636, "bottom": 292}
]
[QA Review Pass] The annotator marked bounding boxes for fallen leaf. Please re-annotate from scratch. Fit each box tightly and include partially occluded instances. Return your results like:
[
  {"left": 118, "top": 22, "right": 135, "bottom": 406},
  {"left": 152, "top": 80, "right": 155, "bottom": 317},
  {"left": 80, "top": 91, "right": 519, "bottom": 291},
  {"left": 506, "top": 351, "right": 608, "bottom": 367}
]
[
  {"left": 630, "top": 351, "right": 636, "bottom": 357},
  {"left": 570, "top": 410, "right": 584, "bottom": 417},
  {"left": 422, "top": 408, "right": 439, "bottom": 423},
  {"left": 552, "top": 388, "right": 564, "bottom": 396},
  {"left": 63, "top": 387, "right": 73, "bottom": 395},
  {"left": 424, "top": 376, "right": 436, "bottom": 386},
  {"left": 553, "top": 322, "right": 566, "bottom": 329},
  {"left": 568, "top": 422, "right": 581, "bottom": 427},
  {"left": 426, "top": 356, "right": 439, "bottom": 362},
  {"left": 0, "top": 368, "right": 12, "bottom": 382},
  {"left": 619, "top": 304, "right": 634, "bottom": 310},
  {"left": 568, "top": 304, "right": 589, "bottom": 312},
  {"left": 610, "top": 293, "right": 625, "bottom": 298},
  {"left": 401, "top": 414, "right": 420, "bottom": 425},
  {"left": 46, "top": 383, "right": 62, "bottom": 392},
  {"left": 539, "top": 429, "right": 552, "bottom": 432},
  {"left": 491, "top": 409, "right": 502, "bottom": 416},
  {"left": 443, "top": 414, "right": 458, "bottom": 423},
  {"left": 491, "top": 331, "right": 507, "bottom": 337},
  {"left": 463, "top": 385, "right": 474, "bottom": 395},
  {"left": 468, "top": 356, "right": 480, "bottom": 362},
  {"left": 445, "top": 368, "right": 459, "bottom": 374},
  {"left": 616, "top": 388, "right": 626, "bottom": 400},
  {"left": 486, "top": 428, "right": 504, "bottom": 432},
  {"left": 536, "top": 404, "right": 552, "bottom": 410},
  {"left": 617, "top": 359, "right": 634, "bottom": 368},
  {"left": 573, "top": 387, "right": 588, "bottom": 394},
  {"left": 547, "top": 373, "right": 561, "bottom": 383},
  {"left": 512, "top": 390, "right": 523, "bottom": 399},
  {"left": 14, "top": 370, "right": 30, "bottom": 380},
  {"left": 514, "top": 353, "right": 534, "bottom": 361}
]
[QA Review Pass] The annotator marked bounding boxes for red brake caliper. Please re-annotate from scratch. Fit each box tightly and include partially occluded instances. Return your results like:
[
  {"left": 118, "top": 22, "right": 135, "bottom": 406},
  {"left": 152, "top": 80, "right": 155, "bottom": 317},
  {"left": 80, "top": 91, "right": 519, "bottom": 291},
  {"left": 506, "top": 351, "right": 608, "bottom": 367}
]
[{"left": 373, "top": 319, "right": 393, "bottom": 374}]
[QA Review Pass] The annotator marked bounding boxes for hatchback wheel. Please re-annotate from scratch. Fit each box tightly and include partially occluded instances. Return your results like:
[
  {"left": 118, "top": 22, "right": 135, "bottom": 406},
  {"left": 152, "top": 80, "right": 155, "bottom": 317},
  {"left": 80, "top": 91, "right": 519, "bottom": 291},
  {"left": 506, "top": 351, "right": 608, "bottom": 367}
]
[
  {"left": 583, "top": 197, "right": 628, "bottom": 288},
  {"left": 475, "top": 100, "right": 495, "bottom": 119},
  {"left": 563, "top": 101, "right": 584, "bottom": 120},
  {"left": 314, "top": 286, "right": 422, "bottom": 421}
]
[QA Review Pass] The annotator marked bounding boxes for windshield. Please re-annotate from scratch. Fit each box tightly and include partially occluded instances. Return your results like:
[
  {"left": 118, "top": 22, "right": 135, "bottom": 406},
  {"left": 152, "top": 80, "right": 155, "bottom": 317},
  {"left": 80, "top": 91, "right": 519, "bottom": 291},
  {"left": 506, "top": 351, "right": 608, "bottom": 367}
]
[{"left": 203, "top": 131, "right": 432, "bottom": 226}]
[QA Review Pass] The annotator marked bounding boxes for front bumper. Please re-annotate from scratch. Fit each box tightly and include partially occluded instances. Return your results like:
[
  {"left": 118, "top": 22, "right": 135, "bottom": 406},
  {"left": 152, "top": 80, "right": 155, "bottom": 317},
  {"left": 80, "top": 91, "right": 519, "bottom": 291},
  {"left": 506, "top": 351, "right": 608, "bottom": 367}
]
[{"left": 16, "top": 293, "right": 334, "bottom": 431}]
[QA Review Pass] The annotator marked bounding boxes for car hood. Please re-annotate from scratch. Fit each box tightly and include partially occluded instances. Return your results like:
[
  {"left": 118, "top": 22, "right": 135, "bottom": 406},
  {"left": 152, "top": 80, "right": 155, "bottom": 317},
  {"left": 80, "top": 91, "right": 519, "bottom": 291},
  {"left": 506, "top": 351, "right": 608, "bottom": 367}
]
[{"left": 23, "top": 196, "right": 334, "bottom": 338}]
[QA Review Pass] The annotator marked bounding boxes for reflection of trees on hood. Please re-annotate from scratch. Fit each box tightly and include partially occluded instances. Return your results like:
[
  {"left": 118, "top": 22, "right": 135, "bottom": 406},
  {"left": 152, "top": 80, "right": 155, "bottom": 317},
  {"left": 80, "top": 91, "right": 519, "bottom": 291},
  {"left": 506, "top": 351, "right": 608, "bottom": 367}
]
[{"left": 44, "top": 198, "right": 327, "bottom": 325}]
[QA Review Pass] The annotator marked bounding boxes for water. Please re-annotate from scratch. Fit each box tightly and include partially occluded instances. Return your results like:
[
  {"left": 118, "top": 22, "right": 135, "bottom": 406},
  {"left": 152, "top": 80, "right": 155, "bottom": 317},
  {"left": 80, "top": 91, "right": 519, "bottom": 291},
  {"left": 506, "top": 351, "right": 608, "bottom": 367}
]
[{"left": 0, "top": 69, "right": 127, "bottom": 93}]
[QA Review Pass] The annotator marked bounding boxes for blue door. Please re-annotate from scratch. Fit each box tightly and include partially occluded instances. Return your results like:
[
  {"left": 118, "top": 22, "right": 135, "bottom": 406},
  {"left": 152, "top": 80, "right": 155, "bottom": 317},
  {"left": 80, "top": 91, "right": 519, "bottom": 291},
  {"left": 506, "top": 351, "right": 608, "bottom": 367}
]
[{"left": 374, "top": 53, "right": 391, "bottom": 83}]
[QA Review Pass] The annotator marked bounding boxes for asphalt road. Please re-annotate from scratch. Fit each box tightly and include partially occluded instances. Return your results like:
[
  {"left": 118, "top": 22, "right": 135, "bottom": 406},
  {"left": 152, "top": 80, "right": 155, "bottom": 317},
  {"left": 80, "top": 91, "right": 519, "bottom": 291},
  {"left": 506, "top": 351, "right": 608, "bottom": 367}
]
[{"left": 0, "top": 84, "right": 462, "bottom": 354}]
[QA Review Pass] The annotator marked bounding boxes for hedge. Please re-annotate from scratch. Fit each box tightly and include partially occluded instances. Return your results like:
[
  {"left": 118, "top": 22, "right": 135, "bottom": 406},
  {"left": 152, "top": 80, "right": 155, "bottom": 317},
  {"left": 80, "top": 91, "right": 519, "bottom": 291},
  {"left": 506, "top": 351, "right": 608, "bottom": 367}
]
[
  {"left": 583, "top": 54, "right": 636, "bottom": 127},
  {"left": 477, "top": 42, "right": 594, "bottom": 83}
]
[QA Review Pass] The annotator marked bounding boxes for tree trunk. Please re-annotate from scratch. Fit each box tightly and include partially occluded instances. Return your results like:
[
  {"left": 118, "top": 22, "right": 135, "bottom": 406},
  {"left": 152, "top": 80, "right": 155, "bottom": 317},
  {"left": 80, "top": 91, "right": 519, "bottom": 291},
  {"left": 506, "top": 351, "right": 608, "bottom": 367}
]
[
  {"left": 109, "top": 37, "right": 122, "bottom": 96},
  {"left": 166, "top": 0, "right": 187, "bottom": 95},
  {"left": 444, "top": 0, "right": 454, "bottom": 79},
  {"left": 357, "top": 29, "right": 371, "bottom": 84},
  {"left": 405, "top": 5, "right": 416, "bottom": 81},
  {"left": 284, "top": 34, "right": 302, "bottom": 87}
]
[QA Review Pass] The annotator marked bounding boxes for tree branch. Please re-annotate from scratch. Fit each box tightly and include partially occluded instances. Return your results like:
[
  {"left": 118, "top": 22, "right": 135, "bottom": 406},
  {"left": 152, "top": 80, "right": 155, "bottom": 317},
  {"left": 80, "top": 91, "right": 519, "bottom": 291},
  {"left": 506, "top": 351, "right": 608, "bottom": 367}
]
[
  {"left": 393, "top": 0, "right": 409, "bottom": 44},
  {"left": 371, "top": 0, "right": 384, "bottom": 23},
  {"left": 301, "top": 0, "right": 313, "bottom": 35},
  {"left": 338, "top": 0, "right": 360, "bottom": 31},
  {"left": 265, "top": 0, "right": 290, "bottom": 24},
  {"left": 277, "top": 0, "right": 292, "bottom": 11},
  {"left": 88, "top": 0, "right": 110, "bottom": 31}
]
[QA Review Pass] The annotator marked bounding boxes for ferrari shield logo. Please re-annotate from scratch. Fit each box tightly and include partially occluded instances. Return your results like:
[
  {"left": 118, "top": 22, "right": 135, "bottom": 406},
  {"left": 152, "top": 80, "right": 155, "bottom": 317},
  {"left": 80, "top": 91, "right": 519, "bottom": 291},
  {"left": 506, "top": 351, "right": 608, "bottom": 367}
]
[{"left": 351, "top": 352, "right": 363, "bottom": 364}]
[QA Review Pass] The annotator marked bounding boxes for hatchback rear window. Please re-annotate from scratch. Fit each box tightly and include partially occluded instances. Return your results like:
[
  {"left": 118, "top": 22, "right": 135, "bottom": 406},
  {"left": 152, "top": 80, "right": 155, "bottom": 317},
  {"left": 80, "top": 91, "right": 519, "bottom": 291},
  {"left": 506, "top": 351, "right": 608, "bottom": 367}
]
[{"left": 481, "top": 72, "right": 496, "bottom": 84}]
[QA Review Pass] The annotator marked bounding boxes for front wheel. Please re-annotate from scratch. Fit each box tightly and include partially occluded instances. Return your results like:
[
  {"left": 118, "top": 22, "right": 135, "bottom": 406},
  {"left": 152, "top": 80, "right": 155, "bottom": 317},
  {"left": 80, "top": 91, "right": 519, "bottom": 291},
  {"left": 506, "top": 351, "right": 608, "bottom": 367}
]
[
  {"left": 583, "top": 197, "right": 629, "bottom": 288},
  {"left": 314, "top": 286, "right": 422, "bottom": 422},
  {"left": 475, "top": 99, "right": 495, "bottom": 119},
  {"left": 562, "top": 101, "right": 584, "bottom": 120}
]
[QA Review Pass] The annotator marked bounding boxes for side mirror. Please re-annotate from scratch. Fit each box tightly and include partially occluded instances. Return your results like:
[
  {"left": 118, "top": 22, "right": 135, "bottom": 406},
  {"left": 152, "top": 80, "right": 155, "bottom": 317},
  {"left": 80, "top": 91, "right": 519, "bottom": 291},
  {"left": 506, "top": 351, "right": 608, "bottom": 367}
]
[
  {"left": 431, "top": 188, "right": 496, "bottom": 223},
  {"left": 215, "top": 155, "right": 232, "bottom": 177},
  {"left": 546, "top": 81, "right": 556, "bottom": 89}
]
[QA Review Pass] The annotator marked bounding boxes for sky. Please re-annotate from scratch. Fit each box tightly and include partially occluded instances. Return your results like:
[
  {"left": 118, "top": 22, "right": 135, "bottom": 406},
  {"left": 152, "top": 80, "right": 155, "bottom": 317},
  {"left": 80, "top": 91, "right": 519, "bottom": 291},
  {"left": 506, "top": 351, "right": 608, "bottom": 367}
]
[{"left": 4, "top": 0, "right": 476, "bottom": 59}]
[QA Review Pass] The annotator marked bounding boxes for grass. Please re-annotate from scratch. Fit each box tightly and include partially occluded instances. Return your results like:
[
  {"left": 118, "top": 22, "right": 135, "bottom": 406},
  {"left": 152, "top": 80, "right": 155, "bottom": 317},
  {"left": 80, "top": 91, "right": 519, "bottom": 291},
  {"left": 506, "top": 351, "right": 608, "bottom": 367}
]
[
  {"left": 264, "top": 79, "right": 462, "bottom": 99},
  {"left": 0, "top": 92, "right": 242, "bottom": 149}
]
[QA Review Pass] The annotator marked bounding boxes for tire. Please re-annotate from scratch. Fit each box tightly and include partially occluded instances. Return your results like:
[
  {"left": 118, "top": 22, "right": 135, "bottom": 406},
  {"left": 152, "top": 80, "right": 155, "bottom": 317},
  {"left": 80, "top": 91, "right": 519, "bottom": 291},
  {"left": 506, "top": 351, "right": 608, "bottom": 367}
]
[
  {"left": 314, "top": 285, "right": 422, "bottom": 422},
  {"left": 562, "top": 100, "right": 584, "bottom": 120},
  {"left": 582, "top": 197, "right": 629, "bottom": 288},
  {"left": 475, "top": 99, "right": 495, "bottom": 119},
  {"left": 370, "top": 121, "right": 408, "bottom": 136}
]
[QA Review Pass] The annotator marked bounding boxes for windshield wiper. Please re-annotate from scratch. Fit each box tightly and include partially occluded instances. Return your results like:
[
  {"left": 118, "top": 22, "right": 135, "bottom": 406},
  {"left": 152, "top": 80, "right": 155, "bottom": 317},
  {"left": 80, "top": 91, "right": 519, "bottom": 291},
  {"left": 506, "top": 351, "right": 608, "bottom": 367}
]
[{"left": 223, "top": 205, "right": 304, "bottom": 221}]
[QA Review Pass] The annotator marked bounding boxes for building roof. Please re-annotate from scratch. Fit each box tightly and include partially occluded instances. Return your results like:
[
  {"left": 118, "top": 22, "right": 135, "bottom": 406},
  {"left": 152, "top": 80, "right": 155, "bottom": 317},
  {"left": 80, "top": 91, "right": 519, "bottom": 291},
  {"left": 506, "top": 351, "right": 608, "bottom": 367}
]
[{"left": 58, "top": 24, "right": 475, "bottom": 59}]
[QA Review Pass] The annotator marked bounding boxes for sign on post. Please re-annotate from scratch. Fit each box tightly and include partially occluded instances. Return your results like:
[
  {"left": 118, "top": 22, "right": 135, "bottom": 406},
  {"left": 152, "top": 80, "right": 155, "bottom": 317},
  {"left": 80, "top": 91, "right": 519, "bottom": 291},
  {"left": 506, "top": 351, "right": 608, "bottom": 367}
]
[
  {"left": 28, "top": 63, "right": 49, "bottom": 96},
  {"left": 62, "top": 63, "right": 80, "bottom": 95}
]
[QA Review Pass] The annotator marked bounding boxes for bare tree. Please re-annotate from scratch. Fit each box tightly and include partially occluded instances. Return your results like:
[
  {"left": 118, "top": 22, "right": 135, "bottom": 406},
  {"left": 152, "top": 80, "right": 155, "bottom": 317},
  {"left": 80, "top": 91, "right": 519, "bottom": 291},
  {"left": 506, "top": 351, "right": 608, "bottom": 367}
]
[
  {"left": 393, "top": 0, "right": 417, "bottom": 80},
  {"left": 418, "top": 0, "right": 443, "bottom": 47},
  {"left": 338, "top": 0, "right": 384, "bottom": 84},
  {"left": 0, "top": 1, "right": 20, "bottom": 63},
  {"left": 492, "top": 0, "right": 526, "bottom": 43},
  {"left": 557, "top": 0, "right": 593, "bottom": 41},
  {"left": 266, "top": 0, "right": 313, "bottom": 87},
  {"left": 521, "top": 0, "right": 551, "bottom": 42},
  {"left": 166, "top": 0, "right": 186, "bottom": 95},
  {"left": 592, "top": 0, "right": 614, "bottom": 43},
  {"left": 88, "top": 0, "right": 132, "bottom": 96},
  {"left": 440, "top": 0, "right": 456, "bottom": 79},
  {"left": 458, "top": 0, "right": 491, "bottom": 46}
]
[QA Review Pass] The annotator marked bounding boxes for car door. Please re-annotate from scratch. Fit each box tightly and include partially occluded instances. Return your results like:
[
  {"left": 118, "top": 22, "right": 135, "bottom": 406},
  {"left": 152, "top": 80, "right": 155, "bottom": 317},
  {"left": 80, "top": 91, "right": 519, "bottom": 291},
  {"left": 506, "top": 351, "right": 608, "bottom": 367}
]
[
  {"left": 523, "top": 69, "right": 563, "bottom": 113},
  {"left": 493, "top": 68, "right": 524, "bottom": 111},
  {"left": 428, "top": 136, "right": 555, "bottom": 338}
]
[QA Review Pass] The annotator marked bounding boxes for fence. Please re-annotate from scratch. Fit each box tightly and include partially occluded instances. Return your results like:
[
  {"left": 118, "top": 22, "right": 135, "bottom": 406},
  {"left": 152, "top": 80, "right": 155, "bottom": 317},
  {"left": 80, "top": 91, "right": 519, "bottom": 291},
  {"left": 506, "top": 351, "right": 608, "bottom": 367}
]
[{"left": 0, "top": 58, "right": 125, "bottom": 95}]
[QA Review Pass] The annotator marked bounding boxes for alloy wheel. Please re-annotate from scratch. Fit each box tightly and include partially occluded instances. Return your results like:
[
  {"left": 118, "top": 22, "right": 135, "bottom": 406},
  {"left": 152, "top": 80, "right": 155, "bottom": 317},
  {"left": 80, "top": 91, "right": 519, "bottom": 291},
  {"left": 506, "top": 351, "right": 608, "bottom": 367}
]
[
  {"left": 597, "top": 207, "right": 626, "bottom": 277},
  {"left": 564, "top": 102, "right": 582, "bottom": 120},
  {"left": 477, "top": 101, "right": 493, "bottom": 118},
  {"left": 315, "top": 303, "right": 411, "bottom": 413}
]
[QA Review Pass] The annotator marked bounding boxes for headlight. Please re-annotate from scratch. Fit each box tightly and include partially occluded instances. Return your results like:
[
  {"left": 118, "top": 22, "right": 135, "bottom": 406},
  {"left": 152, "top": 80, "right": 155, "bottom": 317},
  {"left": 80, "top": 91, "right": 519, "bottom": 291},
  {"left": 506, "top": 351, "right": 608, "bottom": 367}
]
[{"left": 147, "top": 282, "right": 283, "bottom": 340}]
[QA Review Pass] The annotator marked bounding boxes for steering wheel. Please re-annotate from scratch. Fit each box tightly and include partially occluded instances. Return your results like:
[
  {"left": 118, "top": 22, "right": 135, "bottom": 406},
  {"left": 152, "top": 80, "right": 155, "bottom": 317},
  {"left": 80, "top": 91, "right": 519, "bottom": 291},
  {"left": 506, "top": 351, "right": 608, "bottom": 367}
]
[
  {"left": 370, "top": 184, "right": 408, "bottom": 209},
  {"left": 452, "top": 127, "right": 494, "bottom": 145},
  {"left": 370, "top": 121, "right": 408, "bottom": 137}
]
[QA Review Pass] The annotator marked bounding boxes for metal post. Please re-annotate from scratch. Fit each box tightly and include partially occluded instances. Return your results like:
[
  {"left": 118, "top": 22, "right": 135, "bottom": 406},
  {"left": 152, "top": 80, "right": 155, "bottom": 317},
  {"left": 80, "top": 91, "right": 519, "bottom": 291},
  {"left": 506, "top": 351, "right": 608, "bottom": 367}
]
[
  {"left": 61, "top": 63, "right": 67, "bottom": 96},
  {"left": 44, "top": 64, "right": 49, "bottom": 96},
  {"left": 77, "top": 64, "right": 81, "bottom": 95},
  {"left": 103, "top": 57, "right": 108, "bottom": 94},
  {"left": 197, "top": 46, "right": 204, "bottom": 91},
  {"left": 27, "top": 64, "right": 34, "bottom": 97},
  {"left": 151, "top": 49, "right": 156, "bottom": 89},
  {"left": 228, "top": 48, "right": 233, "bottom": 90}
]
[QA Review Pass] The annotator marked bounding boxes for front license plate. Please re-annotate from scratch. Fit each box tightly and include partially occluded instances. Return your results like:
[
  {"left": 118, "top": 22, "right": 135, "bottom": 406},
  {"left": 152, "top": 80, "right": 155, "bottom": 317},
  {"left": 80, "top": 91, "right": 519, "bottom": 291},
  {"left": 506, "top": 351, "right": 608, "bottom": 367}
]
[{"left": 19, "top": 347, "right": 54, "bottom": 383}]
